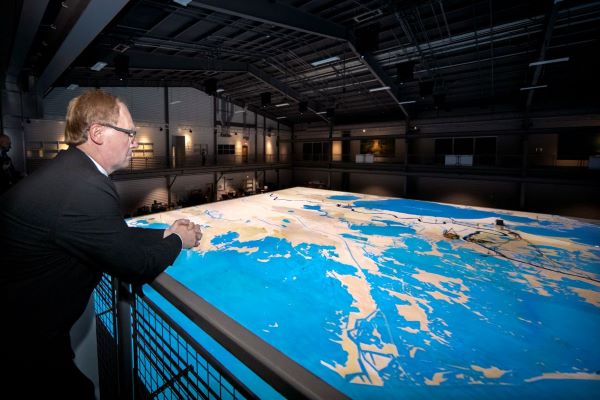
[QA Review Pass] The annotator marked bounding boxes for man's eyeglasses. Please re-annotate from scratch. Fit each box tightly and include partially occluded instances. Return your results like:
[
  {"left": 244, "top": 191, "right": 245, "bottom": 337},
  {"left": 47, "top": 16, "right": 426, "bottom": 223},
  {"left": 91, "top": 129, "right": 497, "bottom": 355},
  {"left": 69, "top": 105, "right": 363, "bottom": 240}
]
[{"left": 97, "top": 123, "right": 137, "bottom": 139}]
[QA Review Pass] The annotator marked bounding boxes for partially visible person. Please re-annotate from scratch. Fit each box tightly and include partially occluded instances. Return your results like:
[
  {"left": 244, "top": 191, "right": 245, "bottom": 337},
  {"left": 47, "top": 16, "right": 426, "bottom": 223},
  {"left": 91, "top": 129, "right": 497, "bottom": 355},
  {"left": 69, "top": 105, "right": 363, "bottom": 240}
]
[
  {"left": 0, "top": 90, "right": 202, "bottom": 399},
  {"left": 0, "top": 132, "right": 21, "bottom": 194}
]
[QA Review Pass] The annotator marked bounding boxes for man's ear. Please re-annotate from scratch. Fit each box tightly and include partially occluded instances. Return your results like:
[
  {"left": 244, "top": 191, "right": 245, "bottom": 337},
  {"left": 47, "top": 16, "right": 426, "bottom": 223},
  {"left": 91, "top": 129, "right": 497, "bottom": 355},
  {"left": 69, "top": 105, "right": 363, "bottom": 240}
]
[{"left": 88, "top": 124, "right": 104, "bottom": 145}]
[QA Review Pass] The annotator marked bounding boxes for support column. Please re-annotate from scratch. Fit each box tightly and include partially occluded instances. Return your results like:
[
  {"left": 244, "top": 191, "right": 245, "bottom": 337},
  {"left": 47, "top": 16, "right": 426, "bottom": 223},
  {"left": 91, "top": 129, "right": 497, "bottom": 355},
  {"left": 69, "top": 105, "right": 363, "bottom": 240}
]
[
  {"left": 164, "top": 86, "right": 170, "bottom": 168},
  {"left": 213, "top": 172, "right": 218, "bottom": 202},
  {"left": 290, "top": 125, "right": 295, "bottom": 185},
  {"left": 276, "top": 121, "right": 280, "bottom": 163},
  {"left": 213, "top": 97, "right": 218, "bottom": 165},
  {"left": 328, "top": 118, "right": 333, "bottom": 163},
  {"left": 263, "top": 115, "right": 267, "bottom": 163}
]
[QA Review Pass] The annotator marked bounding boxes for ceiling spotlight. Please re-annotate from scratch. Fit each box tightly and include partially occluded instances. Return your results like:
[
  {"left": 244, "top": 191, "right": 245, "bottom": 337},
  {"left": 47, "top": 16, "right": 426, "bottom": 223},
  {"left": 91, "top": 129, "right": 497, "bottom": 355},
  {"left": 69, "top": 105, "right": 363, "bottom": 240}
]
[
  {"left": 173, "top": 0, "right": 192, "bottom": 6},
  {"left": 169, "top": 100, "right": 182, "bottom": 105},
  {"left": 216, "top": 88, "right": 225, "bottom": 93},
  {"left": 315, "top": 111, "right": 327, "bottom": 114},
  {"left": 275, "top": 102, "right": 289, "bottom": 107},
  {"left": 90, "top": 61, "right": 107, "bottom": 71},
  {"left": 399, "top": 100, "right": 416, "bottom": 105},
  {"left": 276, "top": 116, "right": 286, "bottom": 119},
  {"left": 311, "top": 56, "right": 340, "bottom": 67},
  {"left": 519, "top": 85, "right": 548, "bottom": 91},
  {"left": 369, "top": 86, "right": 391, "bottom": 92},
  {"left": 528, "top": 57, "right": 569, "bottom": 67},
  {"left": 353, "top": 9, "right": 382, "bottom": 23}
]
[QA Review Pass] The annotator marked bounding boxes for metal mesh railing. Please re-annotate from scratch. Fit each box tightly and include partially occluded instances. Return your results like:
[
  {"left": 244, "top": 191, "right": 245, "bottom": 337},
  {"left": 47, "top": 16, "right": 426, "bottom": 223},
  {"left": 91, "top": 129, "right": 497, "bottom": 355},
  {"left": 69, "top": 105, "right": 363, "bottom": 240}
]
[
  {"left": 93, "top": 275, "right": 256, "bottom": 400},
  {"left": 132, "top": 292, "right": 255, "bottom": 400},
  {"left": 94, "top": 275, "right": 119, "bottom": 400}
]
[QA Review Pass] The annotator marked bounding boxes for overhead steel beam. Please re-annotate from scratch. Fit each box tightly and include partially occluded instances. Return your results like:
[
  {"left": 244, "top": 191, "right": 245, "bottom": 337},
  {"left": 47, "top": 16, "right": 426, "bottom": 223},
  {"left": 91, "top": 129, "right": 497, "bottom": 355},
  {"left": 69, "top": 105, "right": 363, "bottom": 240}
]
[
  {"left": 525, "top": 1, "right": 560, "bottom": 112},
  {"left": 191, "top": 0, "right": 348, "bottom": 41},
  {"left": 122, "top": 51, "right": 329, "bottom": 122},
  {"left": 192, "top": 0, "right": 407, "bottom": 118},
  {"left": 349, "top": 47, "right": 409, "bottom": 119},
  {"left": 7, "top": 0, "right": 50, "bottom": 79},
  {"left": 246, "top": 65, "right": 328, "bottom": 122},
  {"left": 126, "top": 50, "right": 248, "bottom": 71},
  {"left": 33, "top": 0, "right": 131, "bottom": 95}
]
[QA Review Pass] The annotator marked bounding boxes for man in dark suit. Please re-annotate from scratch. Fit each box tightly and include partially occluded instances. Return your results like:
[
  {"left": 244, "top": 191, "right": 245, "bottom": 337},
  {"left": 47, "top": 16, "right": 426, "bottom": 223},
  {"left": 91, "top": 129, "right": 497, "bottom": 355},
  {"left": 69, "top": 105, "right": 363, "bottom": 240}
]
[
  {"left": 0, "top": 90, "right": 202, "bottom": 399},
  {"left": 0, "top": 132, "right": 21, "bottom": 194}
]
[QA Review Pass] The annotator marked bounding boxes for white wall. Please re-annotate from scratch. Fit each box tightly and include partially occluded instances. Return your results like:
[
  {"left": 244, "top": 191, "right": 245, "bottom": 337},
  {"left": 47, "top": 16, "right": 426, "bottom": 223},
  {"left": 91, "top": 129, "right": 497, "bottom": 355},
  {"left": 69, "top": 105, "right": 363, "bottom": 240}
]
[{"left": 169, "top": 87, "right": 214, "bottom": 158}]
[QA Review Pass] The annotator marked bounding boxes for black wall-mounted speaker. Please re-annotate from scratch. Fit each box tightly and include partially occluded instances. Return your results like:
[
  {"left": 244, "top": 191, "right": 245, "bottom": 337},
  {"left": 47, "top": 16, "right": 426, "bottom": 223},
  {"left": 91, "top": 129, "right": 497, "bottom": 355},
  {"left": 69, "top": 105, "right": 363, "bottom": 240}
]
[
  {"left": 354, "top": 23, "right": 380, "bottom": 53},
  {"left": 419, "top": 80, "right": 434, "bottom": 97},
  {"left": 204, "top": 78, "right": 217, "bottom": 95},
  {"left": 261, "top": 92, "right": 271, "bottom": 106},
  {"left": 434, "top": 93, "right": 446, "bottom": 110},
  {"left": 396, "top": 61, "right": 415, "bottom": 83},
  {"left": 114, "top": 55, "right": 129, "bottom": 78}
]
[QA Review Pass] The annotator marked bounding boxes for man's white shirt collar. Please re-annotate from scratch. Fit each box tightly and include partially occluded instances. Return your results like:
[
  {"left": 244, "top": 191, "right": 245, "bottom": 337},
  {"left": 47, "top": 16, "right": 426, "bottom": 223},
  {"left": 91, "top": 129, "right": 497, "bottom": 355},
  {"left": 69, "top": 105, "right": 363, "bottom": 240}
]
[{"left": 83, "top": 153, "right": 109, "bottom": 177}]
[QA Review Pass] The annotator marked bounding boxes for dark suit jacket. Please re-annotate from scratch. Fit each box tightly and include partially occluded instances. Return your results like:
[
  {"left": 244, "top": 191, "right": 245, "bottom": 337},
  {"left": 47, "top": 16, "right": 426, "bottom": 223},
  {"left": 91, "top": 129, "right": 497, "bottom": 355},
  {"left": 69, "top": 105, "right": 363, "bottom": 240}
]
[{"left": 0, "top": 146, "right": 181, "bottom": 356}]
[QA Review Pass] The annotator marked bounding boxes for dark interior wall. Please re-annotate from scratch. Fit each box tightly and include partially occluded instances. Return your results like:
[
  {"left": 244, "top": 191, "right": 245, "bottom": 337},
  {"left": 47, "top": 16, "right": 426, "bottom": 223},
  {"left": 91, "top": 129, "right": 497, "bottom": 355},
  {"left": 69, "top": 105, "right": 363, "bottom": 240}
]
[
  {"left": 525, "top": 183, "right": 600, "bottom": 220},
  {"left": 412, "top": 177, "right": 520, "bottom": 210},
  {"left": 329, "top": 171, "right": 342, "bottom": 191},
  {"left": 349, "top": 173, "right": 406, "bottom": 198},
  {"left": 407, "top": 138, "right": 435, "bottom": 164},
  {"left": 293, "top": 169, "right": 330, "bottom": 187},
  {"left": 496, "top": 134, "right": 522, "bottom": 165},
  {"left": 527, "top": 134, "right": 558, "bottom": 166},
  {"left": 289, "top": 167, "right": 600, "bottom": 219}
]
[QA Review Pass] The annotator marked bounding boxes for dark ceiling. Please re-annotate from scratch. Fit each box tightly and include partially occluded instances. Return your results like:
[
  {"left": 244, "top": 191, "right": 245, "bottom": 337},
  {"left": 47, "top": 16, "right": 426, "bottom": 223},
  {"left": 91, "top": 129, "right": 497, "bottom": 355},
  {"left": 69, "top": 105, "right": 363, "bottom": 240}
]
[{"left": 4, "top": 0, "right": 600, "bottom": 124}]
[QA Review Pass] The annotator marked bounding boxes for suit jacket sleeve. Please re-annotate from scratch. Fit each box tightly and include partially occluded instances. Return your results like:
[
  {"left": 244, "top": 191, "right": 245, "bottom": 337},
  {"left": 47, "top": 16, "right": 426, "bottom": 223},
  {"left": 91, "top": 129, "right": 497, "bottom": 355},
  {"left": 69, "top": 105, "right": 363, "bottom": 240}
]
[{"left": 53, "top": 173, "right": 182, "bottom": 284}]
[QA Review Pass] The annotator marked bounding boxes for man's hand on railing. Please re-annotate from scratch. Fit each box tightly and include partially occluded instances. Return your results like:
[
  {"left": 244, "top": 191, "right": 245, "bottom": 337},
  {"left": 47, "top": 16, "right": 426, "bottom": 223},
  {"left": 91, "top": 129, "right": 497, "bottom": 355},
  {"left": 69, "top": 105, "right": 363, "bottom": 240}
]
[{"left": 164, "top": 219, "right": 203, "bottom": 248}]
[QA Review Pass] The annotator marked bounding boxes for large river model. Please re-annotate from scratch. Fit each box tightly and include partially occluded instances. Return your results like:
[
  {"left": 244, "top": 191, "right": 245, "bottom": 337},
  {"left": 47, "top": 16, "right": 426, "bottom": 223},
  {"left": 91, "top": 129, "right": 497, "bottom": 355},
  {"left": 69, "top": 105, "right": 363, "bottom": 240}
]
[{"left": 128, "top": 187, "right": 600, "bottom": 399}]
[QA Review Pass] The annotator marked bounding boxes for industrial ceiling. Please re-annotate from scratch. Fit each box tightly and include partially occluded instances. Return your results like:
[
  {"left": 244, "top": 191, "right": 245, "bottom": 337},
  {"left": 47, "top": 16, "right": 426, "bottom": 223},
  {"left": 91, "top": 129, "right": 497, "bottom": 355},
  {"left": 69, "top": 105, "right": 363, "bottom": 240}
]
[{"left": 3, "top": 0, "right": 600, "bottom": 124}]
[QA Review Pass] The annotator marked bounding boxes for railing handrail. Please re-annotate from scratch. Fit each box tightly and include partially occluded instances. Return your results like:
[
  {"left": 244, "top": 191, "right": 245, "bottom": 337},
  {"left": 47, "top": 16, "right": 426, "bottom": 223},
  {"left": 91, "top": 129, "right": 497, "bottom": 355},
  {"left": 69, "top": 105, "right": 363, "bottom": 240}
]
[{"left": 150, "top": 273, "right": 349, "bottom": 400}]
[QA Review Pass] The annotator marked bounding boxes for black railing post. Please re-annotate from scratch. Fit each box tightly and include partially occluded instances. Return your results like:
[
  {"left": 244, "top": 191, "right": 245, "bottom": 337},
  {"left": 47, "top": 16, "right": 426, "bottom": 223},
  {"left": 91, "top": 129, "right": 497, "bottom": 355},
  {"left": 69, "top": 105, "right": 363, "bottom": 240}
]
[{"left": 114, "top": 277, "right": 134, "bottom": 400}]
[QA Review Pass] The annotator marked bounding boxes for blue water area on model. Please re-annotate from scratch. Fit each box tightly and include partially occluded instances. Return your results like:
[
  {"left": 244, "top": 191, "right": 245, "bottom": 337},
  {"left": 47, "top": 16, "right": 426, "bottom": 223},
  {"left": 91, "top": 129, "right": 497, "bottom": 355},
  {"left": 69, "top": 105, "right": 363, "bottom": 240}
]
[
  {"left": 160, "top": 236, "right": 358, "bottom": 398},
  {"left": 513, "top": 223, "right": 600, "bottom": 247},
  {"left": 353, "top": 198, "right": 537, "bottom": 223},
  {"left": 349, "top": 219, "right": 415, "bottom": 237},
  {"left": 328, "top": 195, "right": 361, "bottom": 201},
  {"left": 303, "top": 204, "right": 321, "bottom": 210},
  {"left": 133, "top": 201, "right": 600, "bottom": 399},
  {"left": 341, "top": 233, "right": 368, "bottom": 241},
  {"left": 211, "top": 231, "right": 240, "bottom": 245}
]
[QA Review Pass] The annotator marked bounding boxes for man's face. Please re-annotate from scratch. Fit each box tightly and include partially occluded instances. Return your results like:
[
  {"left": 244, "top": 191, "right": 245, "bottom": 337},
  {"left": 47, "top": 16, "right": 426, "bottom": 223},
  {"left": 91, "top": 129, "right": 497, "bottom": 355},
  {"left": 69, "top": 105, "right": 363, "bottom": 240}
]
[{"left": 103, "top": 103, "right": 138, "bottom": 173}]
